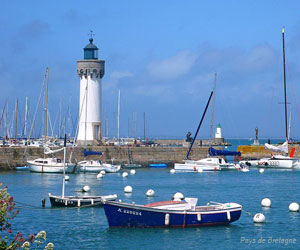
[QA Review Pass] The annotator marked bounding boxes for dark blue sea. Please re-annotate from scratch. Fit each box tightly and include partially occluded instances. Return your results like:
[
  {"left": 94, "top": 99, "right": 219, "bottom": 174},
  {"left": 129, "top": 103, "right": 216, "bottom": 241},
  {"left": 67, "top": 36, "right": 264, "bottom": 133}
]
[{"left": 1, "top": 139, "right": 300, "bottom": 249}]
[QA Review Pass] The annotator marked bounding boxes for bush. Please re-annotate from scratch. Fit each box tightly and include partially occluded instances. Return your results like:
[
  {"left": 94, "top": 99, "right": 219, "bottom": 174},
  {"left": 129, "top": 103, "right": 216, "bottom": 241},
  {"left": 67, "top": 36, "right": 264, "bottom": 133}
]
[{"left": 0, "top": 183, "right": 54, "bottom": 249}]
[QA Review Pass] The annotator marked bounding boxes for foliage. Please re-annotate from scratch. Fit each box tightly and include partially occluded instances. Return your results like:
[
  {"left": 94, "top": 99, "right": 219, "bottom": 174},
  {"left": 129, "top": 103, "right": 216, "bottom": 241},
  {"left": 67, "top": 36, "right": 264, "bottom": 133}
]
[{"left": 0, "top": 183, "right": 54, "bottom": 249}]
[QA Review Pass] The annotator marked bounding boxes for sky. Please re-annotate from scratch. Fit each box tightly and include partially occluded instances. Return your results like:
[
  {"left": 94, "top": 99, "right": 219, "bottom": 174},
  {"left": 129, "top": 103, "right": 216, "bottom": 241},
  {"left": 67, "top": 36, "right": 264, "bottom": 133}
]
[{"left": 1, "top": 0, "right": 300, "bottom": 140}]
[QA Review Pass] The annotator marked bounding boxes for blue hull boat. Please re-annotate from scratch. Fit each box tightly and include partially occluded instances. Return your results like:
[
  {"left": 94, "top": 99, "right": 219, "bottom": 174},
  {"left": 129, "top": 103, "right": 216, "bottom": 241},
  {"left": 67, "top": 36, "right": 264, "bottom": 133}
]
[
  {"left": 103, "top": 198, "right": 242, "bottom": 228},
  {"left": 149, "top": 163, "right": 167, "bottom": 168}
]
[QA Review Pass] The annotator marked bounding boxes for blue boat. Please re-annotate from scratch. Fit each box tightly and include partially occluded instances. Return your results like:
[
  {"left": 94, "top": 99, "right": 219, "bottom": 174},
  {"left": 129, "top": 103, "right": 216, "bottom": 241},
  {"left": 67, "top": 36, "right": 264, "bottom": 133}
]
[
  {"left": 149, "top": 163, "right": 167, "bottom": 168},
  {"left": 103, "top": 198, "right": 242, "bottom": 228},
  {"left": 16, "top": 166, "right": 29, "bottom": 171}
]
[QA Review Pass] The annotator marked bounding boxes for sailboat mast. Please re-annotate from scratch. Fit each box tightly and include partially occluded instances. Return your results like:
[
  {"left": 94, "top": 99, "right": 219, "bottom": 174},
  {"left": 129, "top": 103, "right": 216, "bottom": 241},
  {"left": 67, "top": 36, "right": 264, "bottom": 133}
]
[
  {"left": 117, "top": 89, "right": 120, "bottom": 141},
  {"left": 143, "top": 112, "right": 146, "bottom": 141},
  {"left": 186, "top": 90, "right": 214, "bottom": 160},
  {"left": 209, "top": 73, "right": 217, "bottom": 147},
  {"left": 15, "top": 99, "right": 18, "bottom": 143},
  {"left": 62, "top": 134, "right": 67, "bottom": 198},
  {"left": 45, "top": 67, "right": 49, "bottom": 144},
  {"left": 24, "top": 96, "right": 28, "bottom": 138},
  {"left": 282, "top": 28, "right": 288, "bottom": 140}
]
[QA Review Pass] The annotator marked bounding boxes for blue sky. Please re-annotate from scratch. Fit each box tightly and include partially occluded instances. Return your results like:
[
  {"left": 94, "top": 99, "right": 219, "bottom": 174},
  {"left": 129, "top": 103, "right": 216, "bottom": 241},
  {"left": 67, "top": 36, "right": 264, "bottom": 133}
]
[{"left": 1, "top": 0, "right": 300, "bottom": 140}]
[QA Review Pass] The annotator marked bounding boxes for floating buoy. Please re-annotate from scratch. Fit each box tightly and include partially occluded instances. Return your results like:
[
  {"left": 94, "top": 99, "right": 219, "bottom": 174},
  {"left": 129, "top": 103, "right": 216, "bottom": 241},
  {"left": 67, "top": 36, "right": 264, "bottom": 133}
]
[
  {"left": 259, "top": 169, "right": 264, "bottom": 174},
  {"left": 197, "top": 169, "right": 203, "bottom": 173},
  {"left": 100, "top": 170, "right": 106, "bottom": 175},
  {"left": 82, "top": 185, "right": 90, "bottom": 192},
  {"left": 253, "top": 213, "right": 266, "bottom": 223},
  {"left": 289, "top": 202, "right": 300, "bottom": 212},
  {"left": 261, "top": 198, "right": 271, "bottom": 207},
  {"left": 64, "top": 175, "right": 70, "bottom": 181},
  {"left": 172, "top": 192, "right": 184, "bottom": 201},
  {"left": 146, "top": 189, "right": 155, "bottom": 197},
  {"left": 122, "top": 172, "right": 128, "bottom": 178},
  {"left": 97, "top": 173, "right": 103, "bottom": 179},
  {"left": 170, "top": 169, "right": 175, "bottom": 174},
  {"left": 130, "top": 170, "right": 136, "bottom": 175},
  {"left": 124, "top": 185, "right": 132, "bottom": 193}
]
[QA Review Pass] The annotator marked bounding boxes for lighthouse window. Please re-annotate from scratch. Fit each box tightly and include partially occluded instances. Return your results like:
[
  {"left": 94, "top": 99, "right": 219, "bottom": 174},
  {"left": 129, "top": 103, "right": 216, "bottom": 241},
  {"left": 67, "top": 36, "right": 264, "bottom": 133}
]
[{"left": 94, "top": 50, "right": 98, "bottom": 59}]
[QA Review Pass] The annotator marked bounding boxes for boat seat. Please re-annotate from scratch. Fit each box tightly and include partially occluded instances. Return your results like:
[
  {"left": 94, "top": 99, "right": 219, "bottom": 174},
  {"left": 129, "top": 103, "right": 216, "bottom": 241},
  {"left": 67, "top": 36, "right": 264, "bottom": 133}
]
[{"left": 185, "top": 198, "right": 198, "bottom": 210}]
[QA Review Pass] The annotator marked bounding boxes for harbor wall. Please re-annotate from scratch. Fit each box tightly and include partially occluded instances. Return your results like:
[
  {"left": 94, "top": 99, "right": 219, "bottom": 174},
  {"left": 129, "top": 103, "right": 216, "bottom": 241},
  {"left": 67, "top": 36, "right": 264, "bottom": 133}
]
[{"left": 0, "top": 146, "right": 212, "bottom": 170}]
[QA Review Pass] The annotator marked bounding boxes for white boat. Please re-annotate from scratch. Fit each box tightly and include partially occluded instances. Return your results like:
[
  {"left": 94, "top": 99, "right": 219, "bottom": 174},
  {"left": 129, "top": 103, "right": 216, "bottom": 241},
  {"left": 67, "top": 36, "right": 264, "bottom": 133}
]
[
  {"left": 28, "top": 158, "right": 75, "bottom": 173},
  {"left": 242, "top": 29, "right": 297, "bottom": 169},
  {"left": 175, "top": 157, "right": 239, "bottom": 171},
  {"left": 78, "top": 160, "right": 121, "bottom": 173},
  {"left": 243, "top": 154, "right": 298, "bottom": 169}
]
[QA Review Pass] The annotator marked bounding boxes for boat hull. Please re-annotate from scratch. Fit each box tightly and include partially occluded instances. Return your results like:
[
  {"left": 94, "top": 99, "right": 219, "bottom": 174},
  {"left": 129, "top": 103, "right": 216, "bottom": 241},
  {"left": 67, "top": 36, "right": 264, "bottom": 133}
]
[
  {"left": 103, "top": 202, "right": 242, "bottom": 228},
  {"left": 243, "top": 157, "right": 297, "bottom": 169},
  {"left": 28, "top": 163, "right": 75, "bottom": 173},
  {"left": 48, "top": 193, "right": 117, "bottom": 207}
]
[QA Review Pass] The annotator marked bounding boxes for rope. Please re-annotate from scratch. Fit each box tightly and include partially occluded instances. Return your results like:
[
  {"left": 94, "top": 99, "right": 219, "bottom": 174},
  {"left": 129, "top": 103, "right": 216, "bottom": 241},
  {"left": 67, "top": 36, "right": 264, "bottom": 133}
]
[
  {"left": 14, "top": 200, "right": 104, "bottom": 210},
  {"left": 242, "top": 209, "right": 252, "bottom": 217}
]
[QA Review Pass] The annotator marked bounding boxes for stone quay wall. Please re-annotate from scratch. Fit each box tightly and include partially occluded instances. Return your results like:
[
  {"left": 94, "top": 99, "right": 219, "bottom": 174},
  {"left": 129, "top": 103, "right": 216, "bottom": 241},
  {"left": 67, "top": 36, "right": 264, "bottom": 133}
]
[{"left": 0, "top": 146, "right": 212, "bottom": 170}]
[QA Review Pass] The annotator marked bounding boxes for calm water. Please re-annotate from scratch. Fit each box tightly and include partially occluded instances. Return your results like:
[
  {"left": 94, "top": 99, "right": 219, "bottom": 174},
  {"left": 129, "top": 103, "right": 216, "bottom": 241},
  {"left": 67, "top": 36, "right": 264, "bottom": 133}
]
[{"left": 1, "top": 139, "right": 300, "bottom": 249}]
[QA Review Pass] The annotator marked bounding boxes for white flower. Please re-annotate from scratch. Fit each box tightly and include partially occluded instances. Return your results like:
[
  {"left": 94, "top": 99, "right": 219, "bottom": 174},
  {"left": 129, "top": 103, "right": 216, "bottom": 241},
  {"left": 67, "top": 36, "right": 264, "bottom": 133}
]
[
  {"left": 36, "top": 230, "right": 46, "bottom": 240},
  {"left": 22, "top": 241, "right": 30, "bottom": 250}
]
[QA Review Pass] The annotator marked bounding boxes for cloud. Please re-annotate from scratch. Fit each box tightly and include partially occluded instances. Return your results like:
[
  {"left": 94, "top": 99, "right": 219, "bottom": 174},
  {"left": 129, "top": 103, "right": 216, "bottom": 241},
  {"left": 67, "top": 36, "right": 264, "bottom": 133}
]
[
  {"left": 18, "top": 19, "right": 50, "bottom": 39},
  {"left": 233, "top": 44, "right": 276, "bottom": 73},
  {"left": 105, "top": 70, "right": 134, "bottom": 89},
  {"left": 147, "top": 50, "right": 198, "bottom": 80},
  {"left": 10, "top": 19, "right": 50, "bottom": 53}
]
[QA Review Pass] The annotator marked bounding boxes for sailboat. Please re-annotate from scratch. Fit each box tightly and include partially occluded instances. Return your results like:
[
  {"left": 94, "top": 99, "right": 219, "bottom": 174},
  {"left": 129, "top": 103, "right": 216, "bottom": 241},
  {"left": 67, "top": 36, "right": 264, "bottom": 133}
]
[
  {"left": 243, "top": 28, "right": 298, "bottom": 169},
  {"left": 49, "top": 135, "right": 117, "bottom": 207},
  {"left": 27, "top": 68, "right": 75, "bottom": 173},
  {"left": 174, "top": 74, "right": 240, "bottom": 172}
]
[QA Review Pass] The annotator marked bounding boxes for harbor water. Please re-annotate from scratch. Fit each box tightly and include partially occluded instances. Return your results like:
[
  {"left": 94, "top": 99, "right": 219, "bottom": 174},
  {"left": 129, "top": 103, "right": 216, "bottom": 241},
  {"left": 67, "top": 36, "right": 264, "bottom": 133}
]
[{"left": 1, "top": 139, "right": 300, "bottom": 249}]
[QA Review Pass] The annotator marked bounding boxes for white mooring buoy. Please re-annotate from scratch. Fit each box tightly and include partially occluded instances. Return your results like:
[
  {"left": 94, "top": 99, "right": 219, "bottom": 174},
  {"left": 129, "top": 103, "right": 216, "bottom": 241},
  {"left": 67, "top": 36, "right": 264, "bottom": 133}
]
[
  {"left": 130, "top": 170, "right": 136, "bottom": 175},
  {"left": 82, "top": 185, "right": 90, "bottom": 192},
  {"left": 100, "top": 170, "right": 106, "bottom": 175},
  {"left": 97, "top": 173, "right": 103, "bottom": 179},
  {"left": 261, "top": 198, "right": 271, "bottom": 207},
  {"left": 289, "top": 202, "right": 300, "bottom": 212},
  {"left": 146, "top": 189, "right": 155, "bottom": 197},
  {"left": 122, "top": 172, "right": 128, "bottom": 178},
  {"left": 64, "top": 175, "right": 70, "bottom": 181},
  {"left": 170, "top": 169, "right": 175, "bottom": 174},
  {"left": 259, "top": 168, "right": 264, "bottom": 174},
  {"left": 253, "top": 213, "right": 266, "bottom": 223},
  {"left": 198, "top": 169, "right": 203, "bottom": 173},
  {"left": 172, "top": 192, "right": 184, "bottom": 201},
  {"left": 124, "top": 185, "right": 133, "bottom": 193}
]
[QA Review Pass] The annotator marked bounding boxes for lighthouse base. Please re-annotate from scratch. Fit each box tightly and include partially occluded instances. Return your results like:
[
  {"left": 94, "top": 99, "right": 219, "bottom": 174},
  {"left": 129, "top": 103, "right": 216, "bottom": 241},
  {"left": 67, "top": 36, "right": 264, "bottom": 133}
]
[{"left": 76, "top": 140, "right": 102, "bottom": 146}]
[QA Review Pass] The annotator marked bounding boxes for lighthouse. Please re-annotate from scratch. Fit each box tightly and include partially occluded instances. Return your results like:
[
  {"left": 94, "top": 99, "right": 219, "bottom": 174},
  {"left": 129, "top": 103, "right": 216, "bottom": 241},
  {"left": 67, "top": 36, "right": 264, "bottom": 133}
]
[{"left": 76, "top": 36, "right": 105, "bottom": 145}]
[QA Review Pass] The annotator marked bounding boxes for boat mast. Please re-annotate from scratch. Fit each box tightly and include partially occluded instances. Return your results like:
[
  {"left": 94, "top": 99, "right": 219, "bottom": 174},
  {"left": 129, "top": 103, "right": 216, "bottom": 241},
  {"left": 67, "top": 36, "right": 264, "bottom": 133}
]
[
  {"left": 117, "top": 89, "right": 120, "bottom": 141},
  {"left": 62, "top": 134, "right": 67, "bottom": 198},
  {"left": 84, "top": 70, "right": 88, "bottom": 149},
  {"left": 45, "top": 67, "right": 49, "bottom": 145},
  {"left": 143, "top": 112, "right": 146, "bottom": 141},
  {"left": 282, "top": 27, "right": 288, "bottom": 141},
  {"left": 14, "top": 99, "right": 18, "bottom": 143},
  {"left": 186, "top": 90, "right": 214, "bottom": 160},
  {"left": 24, "top": 96, "right": 28, "bottom": 138},
  {"left": 209, "top": 73, "right": 217, "bottom": 147}
]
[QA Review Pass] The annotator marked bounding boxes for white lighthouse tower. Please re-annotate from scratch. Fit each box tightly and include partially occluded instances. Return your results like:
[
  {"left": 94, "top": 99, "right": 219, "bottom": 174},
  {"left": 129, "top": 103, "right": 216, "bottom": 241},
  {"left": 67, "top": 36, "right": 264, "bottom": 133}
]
[{"left": 76, "top": 36, "right": 105, "bottom": 145}]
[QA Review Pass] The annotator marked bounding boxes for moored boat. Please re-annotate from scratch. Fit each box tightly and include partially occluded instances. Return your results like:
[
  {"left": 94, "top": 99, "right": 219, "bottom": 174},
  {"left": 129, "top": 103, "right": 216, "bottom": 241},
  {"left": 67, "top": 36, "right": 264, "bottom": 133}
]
[
  {"left": 103, "top": 198, "right": 242, "bottom": 228},
  {"left": 48, "top": 135, "right": 118, "bottom": 208},
  {"left": 28, "top": 158, "right": 75, "bottom": 173},
  {"left": 49, "top": 193, "right": 117, "bottom": 207}
]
